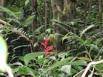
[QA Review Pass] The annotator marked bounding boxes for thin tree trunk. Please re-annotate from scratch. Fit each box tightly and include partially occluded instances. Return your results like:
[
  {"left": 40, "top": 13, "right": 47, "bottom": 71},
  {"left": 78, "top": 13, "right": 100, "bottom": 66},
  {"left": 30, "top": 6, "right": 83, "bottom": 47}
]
[
  {"left": 98, "top": 0, "right": 103, "bottom": 22},
  {"left": 0, "top": 0, "right": 4, "bottom": 17},
  {"left": 44, "top": 0, "right": 48, "bottom": 28},
  {"left": 31, "top": 0, "right": 37, "bottom": 51}
]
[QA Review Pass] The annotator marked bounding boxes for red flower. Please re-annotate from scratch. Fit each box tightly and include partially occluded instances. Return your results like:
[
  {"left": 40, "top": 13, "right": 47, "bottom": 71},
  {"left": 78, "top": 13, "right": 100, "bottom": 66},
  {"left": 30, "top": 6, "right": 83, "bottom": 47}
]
[
  {"left": 41, "top": 38, "right": 50, "bottom": 48},
  {"left": 41, "top": 38, "right": 54, "bottom": 55},
  {"left": 44, "top": 46, "right": 54, "bottom": 55}
]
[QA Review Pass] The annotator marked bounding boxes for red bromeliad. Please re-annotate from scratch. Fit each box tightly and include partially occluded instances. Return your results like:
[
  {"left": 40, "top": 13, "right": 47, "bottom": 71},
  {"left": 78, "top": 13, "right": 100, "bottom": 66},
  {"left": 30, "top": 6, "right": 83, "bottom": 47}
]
[
  {"left": 41, "top": 38, "right": 50, "bottom": 48},
  {"left": 41, "top": 38, "right": 54, "bottom": 55}
]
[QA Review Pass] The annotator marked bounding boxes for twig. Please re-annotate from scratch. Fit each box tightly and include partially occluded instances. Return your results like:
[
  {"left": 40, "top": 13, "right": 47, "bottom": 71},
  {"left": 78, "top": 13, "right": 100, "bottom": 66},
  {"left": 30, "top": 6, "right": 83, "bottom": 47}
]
[
  {"left": 73, "top": 69, "right": 84, "bottom": 77},
  {"left": 81, "top": 60, "right": 103, "bottom": 77},
  {"left": 13, "top": 44, "right": 31, "bottom": 50},
  {"left": 0, "top": 19, "right": 10, "bottom": 25},
  {"left": 80, "top": 24, "right": 95, "bottom": 37}
]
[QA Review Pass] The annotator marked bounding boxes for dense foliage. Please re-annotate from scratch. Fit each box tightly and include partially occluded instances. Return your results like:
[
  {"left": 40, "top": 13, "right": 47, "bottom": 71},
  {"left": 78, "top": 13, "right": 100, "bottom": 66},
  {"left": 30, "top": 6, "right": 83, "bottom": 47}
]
[{"left": 0, "top": 0, "right": 103, "bottom": 77}]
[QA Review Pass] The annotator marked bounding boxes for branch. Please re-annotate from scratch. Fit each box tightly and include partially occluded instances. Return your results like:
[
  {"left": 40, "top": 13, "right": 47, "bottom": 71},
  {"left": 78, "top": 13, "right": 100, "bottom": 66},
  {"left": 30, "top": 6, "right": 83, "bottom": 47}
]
[
  {"left": 81, "top": 60, "right": 103, "bottom": 77},
  {"left": 0, "top": 19, "right": 6, "bottom": 25},
  {"left": 0, "top": 19, "right": 10, "bottom": 25}
]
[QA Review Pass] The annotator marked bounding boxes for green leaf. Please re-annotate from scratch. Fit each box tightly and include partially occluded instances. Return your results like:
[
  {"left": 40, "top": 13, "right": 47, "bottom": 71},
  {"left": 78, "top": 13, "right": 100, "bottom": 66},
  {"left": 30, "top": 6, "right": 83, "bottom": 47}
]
[
  {"left": 46, "top": 57, "right": 72, "bottom": 72},
  {"left": 14, "top": 66, "right": 35, "bottom": 77},
  {"left": 0, "top": 6, "right": 18, "bottom": 19},
  {"left": 71, "top": 60, "right": 87, "bottom": 66},
  {"left": 36, "top": 55, "right": 45, "bottom": 64},
  {"left": 23, "top": 52, "right": 43, "bottom": 65},
  {"left": 95, "top": 63, "right": 103, "bottom": 73},
  {"left": 22, "top": 15, "right": 35, "bottom": 27}
]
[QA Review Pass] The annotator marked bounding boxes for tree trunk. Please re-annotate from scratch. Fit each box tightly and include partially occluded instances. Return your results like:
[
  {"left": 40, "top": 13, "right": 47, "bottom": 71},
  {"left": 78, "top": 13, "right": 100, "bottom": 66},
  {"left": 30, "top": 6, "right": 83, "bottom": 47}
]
[{"left": 0, "top": 0, "right": 5, "bottom": 17}]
